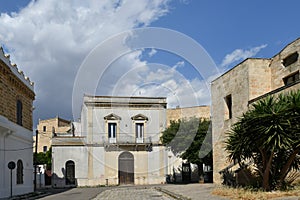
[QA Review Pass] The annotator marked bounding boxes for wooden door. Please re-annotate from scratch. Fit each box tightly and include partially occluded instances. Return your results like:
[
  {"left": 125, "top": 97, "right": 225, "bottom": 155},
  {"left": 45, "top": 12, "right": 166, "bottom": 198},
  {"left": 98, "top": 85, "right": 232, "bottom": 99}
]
[{"left": 118, "top": 152, "right": 134, "bottom": 184}]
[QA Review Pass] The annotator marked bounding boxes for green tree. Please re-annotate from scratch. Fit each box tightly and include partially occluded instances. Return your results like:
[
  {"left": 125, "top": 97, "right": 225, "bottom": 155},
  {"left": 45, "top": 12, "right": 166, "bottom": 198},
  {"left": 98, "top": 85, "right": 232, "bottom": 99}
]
[
  {"left": 160, "top": 118, "right": 212, "bottom": 177},
  {"left": 225, "top": 91, "right": 300, "bottom": 191},
  {"left": 34, "top": 147, "right": 52, "bottom": 170}
]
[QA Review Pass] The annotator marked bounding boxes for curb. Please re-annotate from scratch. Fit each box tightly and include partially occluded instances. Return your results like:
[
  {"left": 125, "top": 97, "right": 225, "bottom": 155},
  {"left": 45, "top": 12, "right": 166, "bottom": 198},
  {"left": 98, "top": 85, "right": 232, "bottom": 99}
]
[{"left": 155, "top": 187, "right": 191, "bottom": 200}]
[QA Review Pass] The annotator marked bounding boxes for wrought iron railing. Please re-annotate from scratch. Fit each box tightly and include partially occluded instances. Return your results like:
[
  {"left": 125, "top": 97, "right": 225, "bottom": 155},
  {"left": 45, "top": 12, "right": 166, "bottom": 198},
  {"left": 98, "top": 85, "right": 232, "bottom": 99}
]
[{"left": 102, "top": 135, "right": 154, "bottom": 144}]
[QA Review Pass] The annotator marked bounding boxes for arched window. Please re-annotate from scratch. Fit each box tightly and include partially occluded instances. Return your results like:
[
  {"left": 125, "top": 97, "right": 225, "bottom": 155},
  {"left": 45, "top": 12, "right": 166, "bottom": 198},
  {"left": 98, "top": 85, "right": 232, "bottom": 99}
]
[
  {"left": 65, "top": 160, "right": 75, "bottom": 185},
  {"left": 16, "top": 100, "right": 23, "bottom": 126},
  {"left": 16, "top": 160, "right": 23, "bottom": 184}
]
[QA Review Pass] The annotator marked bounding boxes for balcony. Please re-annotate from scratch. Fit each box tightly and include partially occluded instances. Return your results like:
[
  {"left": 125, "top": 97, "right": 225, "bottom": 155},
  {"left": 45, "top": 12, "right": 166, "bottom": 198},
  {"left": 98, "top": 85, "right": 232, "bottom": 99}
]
[{"left": 103, "top": 135, "right": 154, "bottom": 152}]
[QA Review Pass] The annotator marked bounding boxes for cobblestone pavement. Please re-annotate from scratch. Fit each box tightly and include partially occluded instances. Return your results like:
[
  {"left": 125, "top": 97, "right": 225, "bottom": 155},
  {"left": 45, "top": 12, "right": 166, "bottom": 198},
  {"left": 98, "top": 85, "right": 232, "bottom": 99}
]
[
  {"left": 93, "top": 187, "right": 175, "bottom": 200},
  {"left": 159, "top": 184, "right": 228, "bottom": 200}
]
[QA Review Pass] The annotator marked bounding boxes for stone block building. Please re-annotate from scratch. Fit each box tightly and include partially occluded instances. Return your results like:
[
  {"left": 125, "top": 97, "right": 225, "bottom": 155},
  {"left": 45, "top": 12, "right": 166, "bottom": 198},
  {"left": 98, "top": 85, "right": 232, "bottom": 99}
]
[
  {"left": 52, "top": 96, "right": 167, "bottom": 187},
  {"left": 34, "top": 117, "right": 71, "bottom": 153},
  {"left": 0, "top": 47, "right": 35, "bottom": 198},
  {"left": 166, "top": 106, "right": 210, "bottom": 126},
  {"left": 211, "top": 38, "right": 300, "bottom": 184}
]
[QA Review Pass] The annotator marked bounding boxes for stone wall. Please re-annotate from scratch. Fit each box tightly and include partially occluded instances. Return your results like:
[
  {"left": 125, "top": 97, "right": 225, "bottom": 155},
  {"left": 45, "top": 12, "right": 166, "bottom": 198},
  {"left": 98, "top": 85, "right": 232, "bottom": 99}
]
[
  {"left": 35, "top": 117, "right": 71, "bottom": 152},
  {"left": 270, "top": 39, "right": 300, "bottom": 90},
  {"left": 0, "top": 59, "right": 35, "bottom": 130},
  {"left": 211, "top": 37, "right": 300, "bottom": 184},
  {"left": 211, "top": 60, "right": 253, "bottom": 184},
  {"left": 166, "top": 106, "right": 210, "bottom": 126}
]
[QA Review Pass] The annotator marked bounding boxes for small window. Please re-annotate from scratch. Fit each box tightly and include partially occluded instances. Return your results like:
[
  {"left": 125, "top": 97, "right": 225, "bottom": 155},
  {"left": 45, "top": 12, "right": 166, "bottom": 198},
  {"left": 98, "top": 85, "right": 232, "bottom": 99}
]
[
  {"left": 282, "top": 52, "right": 298, "bottom": 67},
  {"left": 17, "top": 160, "right": 23, "bottom": 184},
  {"left": 43, "top": 126, "right": 46, "bottom": 132},
  {"left": 225, "top": 95, "right": 232, "bottom": 119},
  {"left": 16, "top": 100, "right": 22, "bottom": 126},
  {"left": 283, "top": 71, "right": 299, "bottom": 85},
  {"left": 43, "top": 146, "right": 47, "bottom": 153}
]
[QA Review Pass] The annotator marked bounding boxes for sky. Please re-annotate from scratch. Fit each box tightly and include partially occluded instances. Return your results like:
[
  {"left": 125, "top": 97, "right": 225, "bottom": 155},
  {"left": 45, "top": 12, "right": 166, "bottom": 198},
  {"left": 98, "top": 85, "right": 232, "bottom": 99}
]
[{"left": 0, "top": 0, "right": 300, "bottom": 128}]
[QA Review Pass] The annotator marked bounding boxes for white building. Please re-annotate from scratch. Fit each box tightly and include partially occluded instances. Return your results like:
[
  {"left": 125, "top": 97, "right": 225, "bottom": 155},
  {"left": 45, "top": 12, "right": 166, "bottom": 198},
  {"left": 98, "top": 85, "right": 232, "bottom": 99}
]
[
  {"left": 0, "top": 47, "right": 35, "bottom": 198},
  {"left": 52, "top": 95, "right": 168, "bottom": 187}
]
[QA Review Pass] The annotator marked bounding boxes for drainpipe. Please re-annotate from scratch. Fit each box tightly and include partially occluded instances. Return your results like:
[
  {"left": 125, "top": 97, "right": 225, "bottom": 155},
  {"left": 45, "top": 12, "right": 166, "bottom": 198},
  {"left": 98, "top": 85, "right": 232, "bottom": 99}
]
[{"left": 34, "top": 130, "right": 38, "bottom": 192}]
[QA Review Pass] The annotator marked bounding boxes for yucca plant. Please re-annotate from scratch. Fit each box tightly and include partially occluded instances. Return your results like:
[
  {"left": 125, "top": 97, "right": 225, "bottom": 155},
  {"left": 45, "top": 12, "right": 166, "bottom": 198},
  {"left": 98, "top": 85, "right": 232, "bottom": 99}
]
[{"left": 225, "top": 90, "right": 300, "bottom": 191}]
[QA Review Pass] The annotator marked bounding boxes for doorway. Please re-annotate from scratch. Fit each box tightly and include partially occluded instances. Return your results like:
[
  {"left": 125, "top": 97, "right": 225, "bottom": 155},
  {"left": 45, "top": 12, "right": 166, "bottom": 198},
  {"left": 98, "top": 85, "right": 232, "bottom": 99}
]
[
  {"left": 65, "top": 160, "right": 75, "bottom": 185},
  {"left": 118, "top": 152, "right": 134, "bottom": 184}
]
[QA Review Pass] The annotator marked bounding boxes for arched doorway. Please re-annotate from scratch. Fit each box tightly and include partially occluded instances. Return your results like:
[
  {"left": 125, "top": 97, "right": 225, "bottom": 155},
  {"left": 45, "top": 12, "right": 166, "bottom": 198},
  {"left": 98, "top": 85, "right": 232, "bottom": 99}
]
[
  {"left": 118, "top": 152, "right": 134, "bottom": 184},
  {"left": 65, "top": 160, "right": 75, "bottom": 185}
]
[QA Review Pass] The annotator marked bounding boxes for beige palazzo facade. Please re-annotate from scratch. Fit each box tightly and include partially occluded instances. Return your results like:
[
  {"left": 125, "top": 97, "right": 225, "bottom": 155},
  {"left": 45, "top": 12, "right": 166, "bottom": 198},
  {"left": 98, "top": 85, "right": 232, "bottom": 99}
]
[{"left": 52, "top": 95, "right": 168, "bottom": 187}]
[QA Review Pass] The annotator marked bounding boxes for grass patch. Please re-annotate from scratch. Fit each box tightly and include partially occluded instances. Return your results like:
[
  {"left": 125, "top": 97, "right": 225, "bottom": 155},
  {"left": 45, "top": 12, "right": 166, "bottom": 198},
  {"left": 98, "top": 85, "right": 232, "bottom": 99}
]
[{"left": 212, "top": 185, "right": 300, "bottom": 200}]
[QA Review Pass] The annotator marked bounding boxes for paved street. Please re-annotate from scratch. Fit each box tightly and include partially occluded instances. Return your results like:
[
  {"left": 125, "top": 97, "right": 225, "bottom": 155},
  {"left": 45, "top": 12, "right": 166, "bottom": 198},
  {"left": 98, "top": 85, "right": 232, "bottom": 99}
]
[
  {"left": 37, "top": 184, "right": 227, "bottom": 200},
  {"left": 5, "top": 184, "right": 299, "bottom": 200},
  {"left": 93, "top": 187, "right": 175, "bottom": 200},
  {"left": 159, "top": 184, "right": 228, "bottom": 200},
  {"left": 38, "top": 187, "right": 108, "bottom": 200}
]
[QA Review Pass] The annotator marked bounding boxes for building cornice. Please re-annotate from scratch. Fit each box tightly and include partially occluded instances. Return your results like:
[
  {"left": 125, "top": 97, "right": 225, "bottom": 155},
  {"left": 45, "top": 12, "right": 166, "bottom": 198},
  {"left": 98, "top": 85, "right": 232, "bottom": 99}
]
[
  {"left": 0, "top": 46, "right": 34, "bottom": 92},
  {"left": 84, "top": 95, "right": 167, "bottom": 108}
]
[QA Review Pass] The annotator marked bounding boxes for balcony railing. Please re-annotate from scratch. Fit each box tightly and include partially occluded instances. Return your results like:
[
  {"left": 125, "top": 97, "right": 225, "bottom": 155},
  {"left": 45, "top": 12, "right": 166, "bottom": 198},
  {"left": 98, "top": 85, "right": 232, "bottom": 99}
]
[{"left": 102, "top": 135, "right": 153, "bottom": 144}]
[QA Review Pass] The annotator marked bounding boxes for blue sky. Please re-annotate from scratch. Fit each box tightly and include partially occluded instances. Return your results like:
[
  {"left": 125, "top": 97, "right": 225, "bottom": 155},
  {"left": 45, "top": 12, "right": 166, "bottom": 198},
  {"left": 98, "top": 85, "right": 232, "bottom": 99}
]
[{"left": 0, "top": 0, "right": 299, "bottom": 127}]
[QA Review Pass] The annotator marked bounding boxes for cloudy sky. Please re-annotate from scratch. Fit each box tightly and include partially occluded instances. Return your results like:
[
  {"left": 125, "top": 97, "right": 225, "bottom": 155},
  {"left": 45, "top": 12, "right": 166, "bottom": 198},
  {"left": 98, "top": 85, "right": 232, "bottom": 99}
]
[{"left": 0, "top": 0, "right": 300, "bottom": 127}]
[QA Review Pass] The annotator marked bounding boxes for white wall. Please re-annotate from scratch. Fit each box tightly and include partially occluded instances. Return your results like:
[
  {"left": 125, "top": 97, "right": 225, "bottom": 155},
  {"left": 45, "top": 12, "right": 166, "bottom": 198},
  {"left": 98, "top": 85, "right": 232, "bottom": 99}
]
[
  {"left": 52, "top": 146, "right": 88, "bottom": 187},
  {"left": 0, "top": 116, "right": 33, "bottom": 198}
]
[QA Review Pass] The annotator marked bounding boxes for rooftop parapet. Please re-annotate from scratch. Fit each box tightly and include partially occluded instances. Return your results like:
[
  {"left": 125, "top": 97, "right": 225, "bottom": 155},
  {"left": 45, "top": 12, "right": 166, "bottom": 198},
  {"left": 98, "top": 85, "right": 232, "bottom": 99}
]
[{"left": 0, "top": 46, "right": 34, "bottom": 91}]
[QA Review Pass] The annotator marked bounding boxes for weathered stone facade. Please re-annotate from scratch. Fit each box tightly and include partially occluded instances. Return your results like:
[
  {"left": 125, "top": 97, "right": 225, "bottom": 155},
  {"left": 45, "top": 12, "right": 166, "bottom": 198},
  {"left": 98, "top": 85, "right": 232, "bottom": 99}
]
[
  {"left": 211, "top": 38, "right": 300, "bottom": 184},
  {"left": 35, "top": 117, "right": 71, "bottom": 153},
  {"left": 52, "top": 96, "right": 167, "bottom": 187},
  {"left": 0, "top": 49, "right": 35, "bottom": 131},
  {"left": 166, "top": 106, "right": 210, "bottom": 126},
  {"left": 0, "top": 47, "right": 35, "bottom": 198}
]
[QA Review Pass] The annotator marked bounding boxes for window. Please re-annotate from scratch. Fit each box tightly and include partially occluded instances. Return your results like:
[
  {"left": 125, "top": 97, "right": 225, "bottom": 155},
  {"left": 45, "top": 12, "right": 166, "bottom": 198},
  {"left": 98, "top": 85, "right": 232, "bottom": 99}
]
[
  {"left": 16, "top": 100, "right": 22, "bottom": 126},
  {"left": 135, "top": 123, "right": 144, "bottom": 143},
  {"left": 282, "top": 52, "right": 298, "bottom": 67},
  {"left": 224, "top": 95, "right": 232, "bottom": 119},
  {"left": 104, "top": 114, "right": 120, "bottom": 143},
  {"left": 16, "top": 160, "right": 23, "bottom": 184},
  {"left": 43, "top": 146, "right": 47, "bottom": 153},
  {"left": 108, "top": 123, "right": 117, "bottom": 143},
  {"left": 43, "top": 126, "right": 46, "bottom": 132},
  {"left": 283, "top": 71, "right": 299, "bottom": 86}
]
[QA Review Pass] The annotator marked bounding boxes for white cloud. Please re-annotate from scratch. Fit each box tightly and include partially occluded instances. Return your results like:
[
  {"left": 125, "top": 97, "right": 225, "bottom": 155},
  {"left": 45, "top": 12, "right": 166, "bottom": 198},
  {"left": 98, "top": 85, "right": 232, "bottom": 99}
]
[
  {"left": 220, "top": 44, "right": 267, "bottom": 68},
  {"left": 106, "top": 60, "right": 211, "bottom": 108},
  {"left": 172, "top": 60, "right": 185, "bottom": 70},
  {"left": 0, "top": 0, "right": 170, "bottom": 124},
  {"left": 148, "top": 48, "right": 157, "bottom": 57}
]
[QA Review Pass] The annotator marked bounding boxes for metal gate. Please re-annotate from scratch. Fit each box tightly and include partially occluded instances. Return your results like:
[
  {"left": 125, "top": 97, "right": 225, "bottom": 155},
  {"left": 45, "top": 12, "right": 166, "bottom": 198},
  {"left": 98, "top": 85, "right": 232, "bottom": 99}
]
[
  {"left": 118, "top": 152, "right": 134, "bottom": 184},
  {"left": 182, "top": 163, "right": 191, "bottom": 183}
]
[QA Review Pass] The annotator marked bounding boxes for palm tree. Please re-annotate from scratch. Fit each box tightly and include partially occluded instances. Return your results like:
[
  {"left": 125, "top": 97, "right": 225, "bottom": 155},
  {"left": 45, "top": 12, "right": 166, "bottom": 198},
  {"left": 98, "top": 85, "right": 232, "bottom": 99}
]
[{"left": 225, "top": 90, "right": 300, "bottom": 191}]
